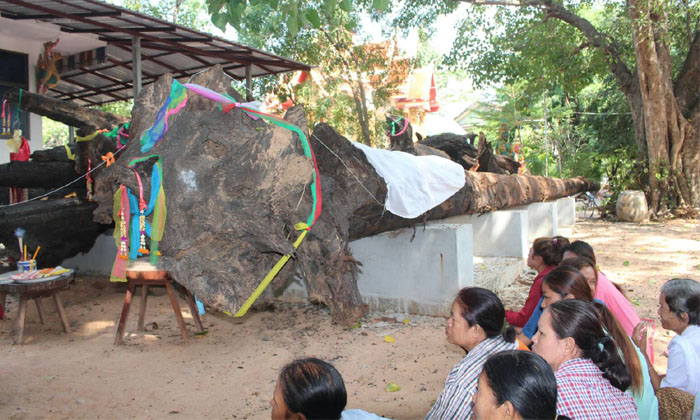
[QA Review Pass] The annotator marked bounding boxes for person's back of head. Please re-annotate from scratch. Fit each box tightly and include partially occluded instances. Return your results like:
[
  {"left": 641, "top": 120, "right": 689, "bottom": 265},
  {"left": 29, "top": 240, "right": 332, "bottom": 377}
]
[
  {"left": 548, "top": 299, "right": 632, "bottom": 391},
  {"left": 661, "top": 278, "right": 700, "bottom": 326},
  {"left": 478, "top": 350, "right": 562, "bottom": 420},
  {"left": 543, "top": 265, "right": 593, "bottom": 301},
  {"left": 532, "top": 236, "right": 570, "bottom": 266},
  {"left": 276, "top": 358, "right": 347, "bottom": 420},
  {"left": 561, "top": 240, "right": 597, "bottom": 265}
]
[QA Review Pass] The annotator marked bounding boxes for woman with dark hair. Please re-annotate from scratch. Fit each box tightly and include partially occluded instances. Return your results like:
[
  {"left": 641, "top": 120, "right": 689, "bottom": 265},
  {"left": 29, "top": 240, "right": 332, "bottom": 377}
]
[
  {"left": 426, "top": 287, "right": 518, "bottom": 420},
  {"left": 473, "top": 350, "right": 569, "bottom": 420},
  {"left": 632, "top": 278, "right": 700, "bottom": 420},
  {"left": 559, "top": 256, "right": 598, "bottom": 294},
  {"left": 533, "top": 300, "right": 638, "bottom": 419},
  {"left": 506, "top": 236, "right": 569, "bottom": 328},
  {"left": 271, "top": 358, "right": 386, "bottom": 420},
  {"left": 561, "top": 240, "right": 640, "bottom": 335},
  {"left": 517, "top": 265, "right": 590, "bottom": 346},
  {"left": 520, "top": 265, "right": 657, "bottom": 419}
]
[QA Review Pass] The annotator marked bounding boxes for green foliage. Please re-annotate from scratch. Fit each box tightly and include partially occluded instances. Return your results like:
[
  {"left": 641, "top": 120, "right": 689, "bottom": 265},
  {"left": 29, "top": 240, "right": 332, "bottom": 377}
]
[
  {"left": 94, "top": 100, "right": 133, "bottom": 118},
  {"left": 110, "top": 0, "right": 211, "bottom": 28},
  {"left": 42, "top": 118, "right": 69, "bottom": 147}
]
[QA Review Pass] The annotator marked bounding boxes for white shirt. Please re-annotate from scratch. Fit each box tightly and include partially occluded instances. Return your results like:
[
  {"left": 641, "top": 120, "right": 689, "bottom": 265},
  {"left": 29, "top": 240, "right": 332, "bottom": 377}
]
[{"left": 661, "top": 325, "right": 700, "bottom": 395}]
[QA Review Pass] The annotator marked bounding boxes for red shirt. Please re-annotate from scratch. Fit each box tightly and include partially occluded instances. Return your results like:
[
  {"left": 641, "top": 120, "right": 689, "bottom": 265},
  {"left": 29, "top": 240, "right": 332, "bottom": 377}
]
[{"left": 506, "top": 265, "right": 553, "bottom": 327}]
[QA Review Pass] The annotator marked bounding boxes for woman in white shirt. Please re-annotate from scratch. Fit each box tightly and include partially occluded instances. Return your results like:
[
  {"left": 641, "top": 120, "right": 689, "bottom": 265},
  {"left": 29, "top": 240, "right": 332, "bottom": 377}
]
[{"left": 633, "top": 278, "right": 700, "bottom": 420}]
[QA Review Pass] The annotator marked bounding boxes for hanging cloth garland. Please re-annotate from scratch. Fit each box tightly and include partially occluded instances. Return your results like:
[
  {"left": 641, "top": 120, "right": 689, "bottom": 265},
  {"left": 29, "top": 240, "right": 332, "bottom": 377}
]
[
  {"left": 109, "top": 156, "right": 166, "bottom": 282},
  {"left": 110, "top": 185, "right": 130, "bottom": 282}
]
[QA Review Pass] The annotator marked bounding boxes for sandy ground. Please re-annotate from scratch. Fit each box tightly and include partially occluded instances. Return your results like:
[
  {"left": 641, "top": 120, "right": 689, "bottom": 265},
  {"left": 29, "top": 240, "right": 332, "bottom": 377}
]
[{"left": 1, "top": 218, "right": 699, "bottom": 420}]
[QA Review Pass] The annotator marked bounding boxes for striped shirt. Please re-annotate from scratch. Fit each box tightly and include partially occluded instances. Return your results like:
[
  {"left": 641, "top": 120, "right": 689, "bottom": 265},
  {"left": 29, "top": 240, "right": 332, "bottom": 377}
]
[
  {"left": 425, "top": 335, "right": 518, "bottom": 420},
  {"left": 555, "top": 358, "right": 639, "bottom": 420}
]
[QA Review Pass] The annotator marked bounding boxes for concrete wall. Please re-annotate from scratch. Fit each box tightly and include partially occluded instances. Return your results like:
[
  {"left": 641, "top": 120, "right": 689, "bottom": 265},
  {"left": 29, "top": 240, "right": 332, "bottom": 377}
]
[
  {"left": 437, "top": 209, "right": 529, "bottom": 259},
  {"left": 515, "top": 202, "right": 559, "bottom": 240},
  {"left": 557, "top": 197, "right": 576, "bottom": 227},
  {"left": 62, "top": 231, "right": 116, "bottom": 275},
  {"left": 350, "top": 223, "right": 473, "bottom": 317}
]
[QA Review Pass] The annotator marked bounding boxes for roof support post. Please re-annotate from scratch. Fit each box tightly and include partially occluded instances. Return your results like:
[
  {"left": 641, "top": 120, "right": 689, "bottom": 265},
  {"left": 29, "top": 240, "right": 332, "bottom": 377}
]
[
  {"left": 245, "top": 64, "right": 253, "bottom": 102},
  {"left": 132, "top": 36, "right": 142, "bottom": 98},
  {"left": 69, "top": 126, "right": 75, "bottom": 143}
]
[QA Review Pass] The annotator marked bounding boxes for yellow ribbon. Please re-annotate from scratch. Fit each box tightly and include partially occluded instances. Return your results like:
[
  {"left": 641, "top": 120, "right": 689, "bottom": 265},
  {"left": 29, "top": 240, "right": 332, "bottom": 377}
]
[
  {"left": 233, "top": 222, "right": 310, "bottom": 317},
  {"left": 64, "top": 144, "right": 75, "bottom": 160},
  {"left": 75, "top": 129, "right": 107, "bottom": 142}
]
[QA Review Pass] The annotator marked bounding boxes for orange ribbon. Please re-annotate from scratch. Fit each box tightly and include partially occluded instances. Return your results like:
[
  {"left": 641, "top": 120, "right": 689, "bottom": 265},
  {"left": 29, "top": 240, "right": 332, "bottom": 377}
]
[{"left": 101, "top": 152, "right": 115, "bottom": 166}]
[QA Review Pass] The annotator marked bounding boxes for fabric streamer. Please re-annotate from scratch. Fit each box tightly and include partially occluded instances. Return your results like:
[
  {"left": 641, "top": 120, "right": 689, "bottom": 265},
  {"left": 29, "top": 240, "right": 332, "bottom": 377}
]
[
  {"left": 128, "top": 155, "right": 167, "bottom": 265},
  {"left": 233, "top": 223, "right": 310, "bottom": 317},
  {"left": 110, "top": 186, "right": 130, "bottom": 282},
  {"left": 139, "top": 81, "right": 187, "bottom": 153}
]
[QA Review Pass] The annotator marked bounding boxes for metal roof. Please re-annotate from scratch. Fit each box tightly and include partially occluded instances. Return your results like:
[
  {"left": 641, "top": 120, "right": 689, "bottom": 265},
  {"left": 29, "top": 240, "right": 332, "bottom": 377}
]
[{"left": 0, "top": 0, "right": 310, "bottom": 106}]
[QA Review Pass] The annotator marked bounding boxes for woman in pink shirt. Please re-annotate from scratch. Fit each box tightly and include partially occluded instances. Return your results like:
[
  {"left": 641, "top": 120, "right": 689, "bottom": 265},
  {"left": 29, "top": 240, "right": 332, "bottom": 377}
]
[
  {"left": 562, "top": 240, "right": 640, "bottom": 336},
  {"left": 506, "top": 236, "right": 569, "bottom": 328}
]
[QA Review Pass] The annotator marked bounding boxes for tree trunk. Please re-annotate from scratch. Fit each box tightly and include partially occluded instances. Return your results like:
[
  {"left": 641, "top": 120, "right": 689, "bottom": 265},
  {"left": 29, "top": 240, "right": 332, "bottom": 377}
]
[
  {"left": 0, "top": 161, "right": 77, "bottom": 188},
  {"left": 90, "top": 67, "right": 598, "bottom": 325},
  {"left": 4, "top": 88, "right": 128, "bottom": 130},
  {"left": 627, "top": 0, "right": 697, "bottom": 212},
  {"left": 0, "top": 197, "right": 108, "bottom": 266}
]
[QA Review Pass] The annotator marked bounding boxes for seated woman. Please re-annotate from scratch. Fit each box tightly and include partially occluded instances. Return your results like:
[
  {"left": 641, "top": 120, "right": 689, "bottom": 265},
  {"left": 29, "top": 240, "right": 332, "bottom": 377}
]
[
  {"left": 271, "top": 357, "right": 387, "bottom": 420},
  {"left": 562, "top": 240, "right": 640, "bottom": 335},
  {"left": 473, "top": 350, "right": 570, "bottom": 420},
  {"left": 426, "top": 287, "right": 518, "bottom": 420},
  {"left": 560, "top": 256, "right": 598, "bottom": 294},
  {"left": 528, "top": 264, "right": 657, "bottom": 419},
  {"left": 517, "top": 265, "right": 591, "bottom": 346},
  {"left": 506, "top": 236, "right": 569, "bottom": 328},
  {"left": 533, "top": 299, "right": 639, "bottom": 419},
  {"left": 632, "top": 278, "right": 700, "bottom": 420}
]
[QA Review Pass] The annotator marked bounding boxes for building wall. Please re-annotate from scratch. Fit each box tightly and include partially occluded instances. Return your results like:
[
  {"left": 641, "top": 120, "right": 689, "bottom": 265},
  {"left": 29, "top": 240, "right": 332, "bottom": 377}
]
[{"left": 0, "top": 36, "right": 43, "bottom": 164}]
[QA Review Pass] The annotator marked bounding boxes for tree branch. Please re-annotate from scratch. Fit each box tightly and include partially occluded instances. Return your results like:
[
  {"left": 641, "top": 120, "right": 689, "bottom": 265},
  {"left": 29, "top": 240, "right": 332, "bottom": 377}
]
[{"left": 674, "top": 30, "right": 700, "bottom": 115}]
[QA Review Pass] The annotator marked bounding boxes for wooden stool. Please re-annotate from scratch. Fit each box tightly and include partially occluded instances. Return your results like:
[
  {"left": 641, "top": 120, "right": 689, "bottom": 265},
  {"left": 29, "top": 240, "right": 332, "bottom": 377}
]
[{"left": 114, "top": 268, "right": 204, "bottom": 345}]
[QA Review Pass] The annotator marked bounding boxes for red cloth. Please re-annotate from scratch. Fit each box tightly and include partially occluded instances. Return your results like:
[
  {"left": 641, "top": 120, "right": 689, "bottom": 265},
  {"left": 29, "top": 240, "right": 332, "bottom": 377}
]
[
  {"left": 506, "top": 265, "right": 554, "bottom": 327},
  {"left": 9, "top": 137, "right": 30, "bottom": 204}
]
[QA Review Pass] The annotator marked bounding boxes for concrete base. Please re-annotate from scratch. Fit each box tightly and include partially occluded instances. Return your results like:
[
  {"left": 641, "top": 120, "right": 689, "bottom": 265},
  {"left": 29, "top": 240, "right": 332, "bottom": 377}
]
[
  {"left": 474, "top": 257, "right": 524, "bottom": 293},
  {"left": 557, "top": 197, "right": 576, "bottom": 227},
  {"left": 62, "top": 231, "right": 116, "bottom": 276},
  {"left": 437, "top": 210, "right": 529, "bottom": 259},
  {"left": 350, "top": 223, "right": 473, "bottom": 317},
  {"left": 515, "top": 202, "right": 559, "bottom": 240}
]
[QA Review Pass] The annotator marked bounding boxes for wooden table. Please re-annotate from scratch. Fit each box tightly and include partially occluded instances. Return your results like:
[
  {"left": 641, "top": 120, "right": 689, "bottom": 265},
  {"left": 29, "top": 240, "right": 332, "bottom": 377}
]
[
  {"left": 0, "top": 271, "right": 74, "bottom": 345},
  {"left": 114, "top": 268, "right": 204, "bottom": 345}
]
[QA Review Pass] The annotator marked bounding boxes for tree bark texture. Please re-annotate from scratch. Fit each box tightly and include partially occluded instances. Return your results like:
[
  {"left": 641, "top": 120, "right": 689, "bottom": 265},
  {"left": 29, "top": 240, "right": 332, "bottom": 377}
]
[
  {"left": 4, "top": 88, "right": 128, "bottom": 131},
  {"left": 0, "top": 161, "right": 77, "bottom": 188},
  {"left": 388, "top": 116, "right": 520, "bottom": 173},
  {"left": 627, "top": 0, "right": 698, "bottom": 212},
  {"left": 90, "top": 67, "right": 598, "bottom": 325},
  {"left": 0, "top": 197, "right": 108, "bottom": 266}
]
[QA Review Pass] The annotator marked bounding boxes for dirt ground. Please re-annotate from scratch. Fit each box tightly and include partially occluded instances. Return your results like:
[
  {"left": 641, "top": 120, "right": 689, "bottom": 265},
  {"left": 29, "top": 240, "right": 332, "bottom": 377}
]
[{"left": 1, "top": 218, "right": 699, "bottom": 420}]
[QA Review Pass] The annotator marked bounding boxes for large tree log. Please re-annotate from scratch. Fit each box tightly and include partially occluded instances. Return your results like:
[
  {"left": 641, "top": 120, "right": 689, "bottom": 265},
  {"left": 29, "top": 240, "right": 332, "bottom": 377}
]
[
  {"left": 388, "top": 116, "right": 520, "bottom": 173},
  {"left": 0, "top": 198, "right": 108, "bottom": 266},
  {"left": 90, "top": 67, "right": 598, "bottom": 326},
  {"left": 4, "top": 88, "right": 127, "bottom": 131},
  {"left": 0, "top": 161, "right": 77, "bottom": 188}
]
